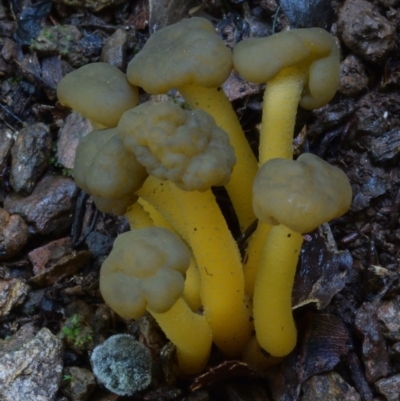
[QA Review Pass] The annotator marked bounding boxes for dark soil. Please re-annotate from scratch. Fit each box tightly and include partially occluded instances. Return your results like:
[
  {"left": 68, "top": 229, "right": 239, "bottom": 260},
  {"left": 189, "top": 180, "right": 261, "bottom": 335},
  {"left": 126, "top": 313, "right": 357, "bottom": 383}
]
[{"left": 0, "top": 0, "right": 400, "bottom": 400}]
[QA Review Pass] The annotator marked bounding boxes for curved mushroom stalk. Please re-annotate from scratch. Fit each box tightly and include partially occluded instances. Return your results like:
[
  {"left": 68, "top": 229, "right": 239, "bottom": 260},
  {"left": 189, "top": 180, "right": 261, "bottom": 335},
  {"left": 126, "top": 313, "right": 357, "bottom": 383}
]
[
  {"left": 126, "top": 17, "right": 258, "bottom": 230},
  {"left": 100, "top": 227, "right": 212, "bottom": 374},
  {"left": 119, "top": 102, "right": 252, "bottom": 356},
  {"left": 251, "top": 154, "right": 352, "bottom": 356},
  {"left": 233, "top": 28, "right": 340, "bottom": 291},
  {"left": 254, "top": 225, "right": 303, "bottom": 356},
  {"left": 178, "top": 83, "right": 258, "bottom": 229},
  {"left": 150, "top": 298, "right": 211, "bottom": 375},
  {"left": 137, "top": 180, "right": 252, "bottom": 356}
]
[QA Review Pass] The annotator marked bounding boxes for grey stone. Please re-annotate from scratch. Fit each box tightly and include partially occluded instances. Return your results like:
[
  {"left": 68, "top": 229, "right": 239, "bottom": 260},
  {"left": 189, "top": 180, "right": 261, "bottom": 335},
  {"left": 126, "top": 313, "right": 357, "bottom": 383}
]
[
  {"left": 100, "top": 29, "right": 127, "bottom": 70},
  {"left": 10, "top": 123, "right": 52, "bottom": 195},
  {"left": 4, "top": 173, "right": 78, "bottom": 235},
  {"left": 56, "top": 112, "right": 92, "bottom": 170},
  {"left": 375, "top": 375, "right": 400, "bottom": 401},
  {"left": 338, "top": 0, "right": 395, "bottom": 63},
  {"left": 301, "top": 372, "right": 360, "bottom": 401},
  {"left": 0, "top": 326, "right": 63, "bottom": 401},
  {"left": 61, "top": 366, "right": 96, "bottom": 401},
  {"left": 0, "top": 279, "right": 29, "bottom": 317}
]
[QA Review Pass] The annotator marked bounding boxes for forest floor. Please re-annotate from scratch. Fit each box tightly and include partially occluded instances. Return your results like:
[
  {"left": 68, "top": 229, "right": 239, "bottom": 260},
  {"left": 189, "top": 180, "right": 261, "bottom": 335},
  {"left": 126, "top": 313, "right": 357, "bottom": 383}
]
[{"left": 0, "top": 0, "right": 400, "bottom": 400}]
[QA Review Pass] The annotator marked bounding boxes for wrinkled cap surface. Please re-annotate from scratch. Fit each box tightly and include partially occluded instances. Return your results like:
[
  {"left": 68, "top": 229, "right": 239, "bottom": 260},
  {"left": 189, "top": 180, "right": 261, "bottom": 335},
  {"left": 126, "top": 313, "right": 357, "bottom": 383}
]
[
  {"left": 127, "top": 17, "right": 233, "bottom": 94},
  {"left": 57, "top": 62, "right": 139, "bottom": 127},
  {"left": 233, "top": 28, "right": 340, "bottom": 109},
  {"left": 253, "top": 153, "right": 352, "bottom": 233},
  {"left": 118, "top": 102, "right": 236, "bottom": 191},
  {"left": 100, "top": 227, "right": 190, "bottom": 318},
  {"left": 73, "top": 128, "right": 147, "bottom": 214}
]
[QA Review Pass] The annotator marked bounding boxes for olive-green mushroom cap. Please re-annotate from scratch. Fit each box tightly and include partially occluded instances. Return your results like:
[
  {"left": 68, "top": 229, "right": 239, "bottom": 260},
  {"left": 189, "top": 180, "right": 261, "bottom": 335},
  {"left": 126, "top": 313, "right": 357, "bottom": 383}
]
[
  {"left": 252, "top": 153, "right": 352, "bottom": 233},
  {"left": 126, "top": 18, "right": 233, "bottom": 94},
  {"left": 73, "top": 128, "right": 148, "bottom": 214},
  {"left": 233, "top": 28, "right": 340, "bottom": 110},
  {"left": 118, "top": 101, "right": 236, "bottom": 191},
  {"left": 100, "top": 227, "right": 191, "bottom": 318},
  {"left": 57, "top": 62, "right": 139, "bottom": 127}
]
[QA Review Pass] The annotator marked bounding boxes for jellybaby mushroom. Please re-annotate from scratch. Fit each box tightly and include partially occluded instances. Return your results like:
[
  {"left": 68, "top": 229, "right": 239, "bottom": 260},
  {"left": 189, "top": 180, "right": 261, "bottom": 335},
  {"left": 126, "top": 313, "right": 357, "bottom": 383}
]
[
  {"left": 100, "top": 227, "right": 212, "bottom": 375},
  {"left": 118, "top": 102, "right": 235, "bottom": 191},
  {"left": 73, "top": 128, "right": 148, "bottom": 215},
  {"left": 233, "top": 28, "right": 340, "bottom": 164},
  {"left": 118, "top": 102, "right": 252, "bottom": 356},
  {"left": 127, "top": 17, "right": 258, "bottom": 230},
  {"left": 234, "top": 28, "right": 340, "bottom": 295},
  {"left": 124, "top": 201, "right": 201, "bottom": 312},
  {"left": 57, "top": 62, "right": 139, "bottom": 128},
  {"left": 252, "top": 153, "right": 352, "bottom": 356}
]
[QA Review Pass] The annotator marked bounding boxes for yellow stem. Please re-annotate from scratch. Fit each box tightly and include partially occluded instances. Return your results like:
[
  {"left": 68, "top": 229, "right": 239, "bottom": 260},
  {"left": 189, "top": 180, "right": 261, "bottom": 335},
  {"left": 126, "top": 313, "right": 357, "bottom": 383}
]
[
  {"left": 244, "top": 66, "right": 306, "bottom": 296},
  {"left": 138, "top": 176, "right": 251, "bottom": 356},
  {"left": 259, "top": 66, "right": 305, "bottom": 164},
  {"left": 124, "top": 202, "right": 153, "bottom": 228},
  {"left": 183, "top": 260, "right": 201, "bottom": 312},
  {"left": 242, "top": 335, "right": 283, "bottom": 371},
  {"left": 137, "top": 176, "right": 188, "bottom": 235},
  {"left": 253, "top": 225, "right": 303, "bottom": 357},
  {"left": 149, "top": 298, "right": 212, "bottom": 375},
  {"left": 138, "top": 198, "right": 176, "bottom": 230},
  {"left": 179, "top": 83, "right": 257, "bottom": 231},
  {"left": 243, "top": 222, "right": 270, "bottom": 296}
]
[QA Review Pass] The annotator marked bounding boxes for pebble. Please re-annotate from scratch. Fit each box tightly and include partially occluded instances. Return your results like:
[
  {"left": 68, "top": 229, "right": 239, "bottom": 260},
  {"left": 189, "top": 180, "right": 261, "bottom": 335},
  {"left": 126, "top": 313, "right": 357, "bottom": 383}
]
[
  {"left": 355, "top": 302, "right": 390, "bottom": 382},
  {"left": 339, "top": 54, "right": 368, "bottom": 97},
  {"left": 28, "top": 239, "right": 91, "bottom": 287},
  {"left": 56, "top": 112, "right": 92, "bottom": 170},
  {"left": 0, "top": 325, "right": 63, "bottom": 401},
  {"left": 301, "top": 372, "right": 360, "bottom": 401},
  {"left": 377, "top": 296, "right": 400, "bottom": 342},
  {"left": 375, "top": 375, "right": 400, "bottom": 401},
  {"left": 0, "top": 207, "right": 28, "bottom": 260},
  {"left": 60, "top": 366, "right": 96, "bottom": 401},
  {"left": 337, "top": 0, "right": 395, "bottom": 63},
  {"left": 100, "top": 29, "right": 127, "bottom": 70},
  {"left": 0, "top": 279, "right": 29, "bottom": 317},
  {"left": 10, "top": 123, "right": 52, "bottom": 195},
  {"left": 4, "top": 173, "right": 78, "bottom": 235}
]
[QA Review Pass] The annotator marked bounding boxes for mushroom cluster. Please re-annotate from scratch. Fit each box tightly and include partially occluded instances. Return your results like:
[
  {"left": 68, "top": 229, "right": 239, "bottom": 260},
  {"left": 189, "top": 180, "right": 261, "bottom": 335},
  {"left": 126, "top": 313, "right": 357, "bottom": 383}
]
[{"left": 57, "top": 17, "right": 352, "bottom": 374}]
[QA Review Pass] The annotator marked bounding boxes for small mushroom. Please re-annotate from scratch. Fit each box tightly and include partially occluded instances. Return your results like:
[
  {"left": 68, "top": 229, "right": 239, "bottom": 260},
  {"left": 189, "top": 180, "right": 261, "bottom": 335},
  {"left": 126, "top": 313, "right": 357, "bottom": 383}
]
[
  {"left": 251, "top": 153, "right": 352, "bottom": 357},
  {"left": 119, "top": 101, "right": 251, "bottom": 356},
  {"left": 118, "top": 101, "right": 236, "bottom": 191},
  {"left": 73, "top": 128, "right": 148, "bottom": 215},
  {"left": 124, "top": 201, "right": 201, "bottom": 312},
  {"left": 57, "top": 62, "right": 139, "bottom": 128},
  {"left": 100, "top": 227, "right": 212, "bottom": 374},
  {"left": 233, "top": 28, "right": 340, "bottom": 163},
  {"left": 235, "top": 28, "right": 340, "bottom": 297},
  {"left": 127, "top": 17, "right": 258, "bottom": 230},
  {"left": 252, "top": 153, "right": 352, "bottom": 233}
]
